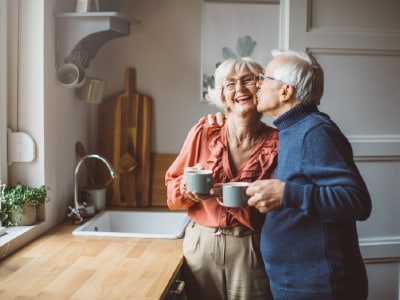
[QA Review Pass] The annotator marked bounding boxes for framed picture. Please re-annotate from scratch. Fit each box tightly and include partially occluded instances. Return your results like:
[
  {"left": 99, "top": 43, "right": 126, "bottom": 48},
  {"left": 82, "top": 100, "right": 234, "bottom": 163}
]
[{"left": 201, "top": 1, "right": 280, "bottom": 102}]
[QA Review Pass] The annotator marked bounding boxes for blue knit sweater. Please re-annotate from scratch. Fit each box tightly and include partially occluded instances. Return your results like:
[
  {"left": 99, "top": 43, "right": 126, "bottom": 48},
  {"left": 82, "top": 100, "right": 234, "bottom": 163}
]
[{"left": 261, "top": 104, "right": 371, "bottom": 300}]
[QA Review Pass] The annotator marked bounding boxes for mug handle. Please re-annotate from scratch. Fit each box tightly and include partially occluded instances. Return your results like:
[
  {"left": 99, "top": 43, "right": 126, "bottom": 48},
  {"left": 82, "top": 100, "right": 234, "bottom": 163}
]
[{"left": 216, "top": 197, "right": 224, "bottom": 206}]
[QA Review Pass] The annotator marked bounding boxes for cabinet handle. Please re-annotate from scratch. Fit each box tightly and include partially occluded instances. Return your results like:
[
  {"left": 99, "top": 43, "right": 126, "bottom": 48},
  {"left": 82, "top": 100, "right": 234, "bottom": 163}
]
[{"left": 169, "top": 280, "right": 185, "bottom": 295}]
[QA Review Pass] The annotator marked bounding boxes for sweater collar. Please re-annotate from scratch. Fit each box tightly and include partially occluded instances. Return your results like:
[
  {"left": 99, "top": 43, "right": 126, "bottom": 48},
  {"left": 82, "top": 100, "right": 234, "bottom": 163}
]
[{"left": 273, "top": 104, "right": 318, "bottom": 130}]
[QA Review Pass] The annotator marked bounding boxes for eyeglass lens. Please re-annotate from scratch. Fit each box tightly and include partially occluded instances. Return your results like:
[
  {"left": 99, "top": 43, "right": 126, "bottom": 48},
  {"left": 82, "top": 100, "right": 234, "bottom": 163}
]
[{"left": 223, "top": 75, "right": 256, "bottom": 90}]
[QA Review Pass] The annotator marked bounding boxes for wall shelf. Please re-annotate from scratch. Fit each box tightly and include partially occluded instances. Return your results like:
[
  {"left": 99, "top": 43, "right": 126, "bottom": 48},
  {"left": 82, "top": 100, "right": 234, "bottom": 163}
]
[{"left": 55, "top": 12, "right": 139, "bottom": 69}]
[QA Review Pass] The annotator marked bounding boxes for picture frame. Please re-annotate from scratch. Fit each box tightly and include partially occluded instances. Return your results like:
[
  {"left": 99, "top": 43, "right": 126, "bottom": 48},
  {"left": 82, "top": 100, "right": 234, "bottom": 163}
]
[{"left": 201, "top": 1, "right": 280, "bottom": 102}]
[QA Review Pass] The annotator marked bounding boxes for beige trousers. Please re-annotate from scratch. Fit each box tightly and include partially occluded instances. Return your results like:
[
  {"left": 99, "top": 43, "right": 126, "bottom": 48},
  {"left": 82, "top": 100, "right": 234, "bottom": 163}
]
[{"left": 182, "top": 221, "right": 272, "bottom": 300}]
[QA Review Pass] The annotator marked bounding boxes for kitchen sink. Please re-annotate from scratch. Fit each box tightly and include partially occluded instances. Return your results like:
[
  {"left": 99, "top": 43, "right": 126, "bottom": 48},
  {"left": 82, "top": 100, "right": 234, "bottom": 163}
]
[{"left": 72, "top": 210, "right": 190, "bottom": 239}]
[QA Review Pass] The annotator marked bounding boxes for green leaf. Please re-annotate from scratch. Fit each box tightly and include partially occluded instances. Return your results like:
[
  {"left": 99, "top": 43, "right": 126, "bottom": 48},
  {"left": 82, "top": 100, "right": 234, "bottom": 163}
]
[
  {"left": 236, "top": 35, "right": 257, "bottom": 57},
  {"left": 222, "top": 47, "right": 238, "bottom": 59},
  {"left": 203, "top": 74, "right": 215, "bottom": 89}
]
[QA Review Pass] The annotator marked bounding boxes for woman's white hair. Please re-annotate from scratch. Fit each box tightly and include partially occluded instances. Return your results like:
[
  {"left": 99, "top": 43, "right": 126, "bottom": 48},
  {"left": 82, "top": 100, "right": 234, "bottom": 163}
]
[
  {"left": 207, "top": 57, "right": 263, "bottom": 110},
  {"left": 271, "top": 49, "right": 324, "bottom": 105}
]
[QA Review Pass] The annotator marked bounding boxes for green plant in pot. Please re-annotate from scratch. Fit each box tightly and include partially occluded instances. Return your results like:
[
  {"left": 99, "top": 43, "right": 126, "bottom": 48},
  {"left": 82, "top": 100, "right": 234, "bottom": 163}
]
[{"left": 1, "top": 183, "right": 49, "bottom": 226}]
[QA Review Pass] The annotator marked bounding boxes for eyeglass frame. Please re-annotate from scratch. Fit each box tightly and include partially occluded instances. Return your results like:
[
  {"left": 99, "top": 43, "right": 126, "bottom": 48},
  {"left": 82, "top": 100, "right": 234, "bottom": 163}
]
[
  {"left": 221, "top": 74, "right": 257, "bottom": 91},
  {"left": 257, "top": 73, "right": 277, "bottom": 82}
]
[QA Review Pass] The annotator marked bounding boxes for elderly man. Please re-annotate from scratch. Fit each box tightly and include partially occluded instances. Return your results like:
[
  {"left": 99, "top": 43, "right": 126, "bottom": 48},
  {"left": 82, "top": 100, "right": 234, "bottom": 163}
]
[{"left": 246, "top": 49, "right": 371, "bottom": 300}]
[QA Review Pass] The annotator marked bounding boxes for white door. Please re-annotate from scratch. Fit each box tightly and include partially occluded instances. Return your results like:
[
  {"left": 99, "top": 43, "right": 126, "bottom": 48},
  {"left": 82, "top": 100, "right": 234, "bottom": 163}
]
[{"left": 280, "top": 0, "right": 400, "bottom": 299}]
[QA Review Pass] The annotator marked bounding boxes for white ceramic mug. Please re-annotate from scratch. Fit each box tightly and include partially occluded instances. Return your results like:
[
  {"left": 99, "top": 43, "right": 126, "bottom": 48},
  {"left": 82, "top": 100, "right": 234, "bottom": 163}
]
[
  {"left": 56, "top": 63, "right": 86, "bottom": 88},
  {"left": 83, "top": 187, "right": 106, "bottom": 212},
  {"left": 219, "top": 182, "right": 250, "bottom": 208},
  {"left": 185, "top": 170, "right": 213, "bottom": 195}
]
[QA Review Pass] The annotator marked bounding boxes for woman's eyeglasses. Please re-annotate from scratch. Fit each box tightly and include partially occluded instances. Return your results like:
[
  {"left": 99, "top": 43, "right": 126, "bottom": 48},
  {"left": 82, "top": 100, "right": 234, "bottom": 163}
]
[{"left": 222, "top": 75, "right": 257, "bottom": 91}]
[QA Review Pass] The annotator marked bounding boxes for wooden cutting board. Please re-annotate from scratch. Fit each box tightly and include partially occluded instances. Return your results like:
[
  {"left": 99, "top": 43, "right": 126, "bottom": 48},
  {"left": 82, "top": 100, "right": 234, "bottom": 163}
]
[{"left": 98, "top": 68, "right": 152, "bottom": 207}]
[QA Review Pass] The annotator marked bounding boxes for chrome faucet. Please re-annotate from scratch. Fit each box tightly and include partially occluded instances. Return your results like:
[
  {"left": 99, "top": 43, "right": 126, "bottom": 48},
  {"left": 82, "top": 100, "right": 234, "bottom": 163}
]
[{"left": 68, "top": 154, "right": 117, "bottom": 224}]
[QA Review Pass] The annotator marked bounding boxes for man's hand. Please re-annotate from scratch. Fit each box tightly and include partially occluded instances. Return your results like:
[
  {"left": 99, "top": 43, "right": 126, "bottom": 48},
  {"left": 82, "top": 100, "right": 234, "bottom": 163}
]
[
  {"left": 198, "top": 112, "right": 226, "bottom": 126},
  {"left": 246, "top": 179, "right": 285, "bottom": 213}
]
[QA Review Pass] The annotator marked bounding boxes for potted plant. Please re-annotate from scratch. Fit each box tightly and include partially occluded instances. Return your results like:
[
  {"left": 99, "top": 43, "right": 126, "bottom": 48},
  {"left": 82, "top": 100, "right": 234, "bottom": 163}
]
[{"left": 1, "top": 183, "right": 49, "bottom": 226}]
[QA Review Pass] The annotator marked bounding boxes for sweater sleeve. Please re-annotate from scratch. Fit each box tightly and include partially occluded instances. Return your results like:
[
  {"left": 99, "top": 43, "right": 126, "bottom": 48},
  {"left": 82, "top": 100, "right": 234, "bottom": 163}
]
[
  {"left": 165, "top": 122, "right": 209, "bottom": 210},
  {"left": 283, "top": 124, "right": 372, "bottom": 221}
]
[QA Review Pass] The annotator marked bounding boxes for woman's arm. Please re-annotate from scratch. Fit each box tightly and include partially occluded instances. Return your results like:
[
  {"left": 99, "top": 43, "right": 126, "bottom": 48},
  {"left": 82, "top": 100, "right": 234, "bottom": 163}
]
[{"left": 165, "top": 123, "right": 208, "bottom": 210}]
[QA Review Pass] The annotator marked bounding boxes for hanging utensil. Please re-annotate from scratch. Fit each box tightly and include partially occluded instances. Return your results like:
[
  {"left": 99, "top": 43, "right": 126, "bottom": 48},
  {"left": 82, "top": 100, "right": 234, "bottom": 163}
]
[{"left": 118, "top": 152, "right": 138, "bottom": 174}]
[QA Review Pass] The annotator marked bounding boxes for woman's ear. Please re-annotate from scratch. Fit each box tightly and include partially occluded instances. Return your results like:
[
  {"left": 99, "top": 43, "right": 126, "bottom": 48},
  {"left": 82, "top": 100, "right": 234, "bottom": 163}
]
[{"left": 221, "top": 91, "right": 229, "bottom": 110}]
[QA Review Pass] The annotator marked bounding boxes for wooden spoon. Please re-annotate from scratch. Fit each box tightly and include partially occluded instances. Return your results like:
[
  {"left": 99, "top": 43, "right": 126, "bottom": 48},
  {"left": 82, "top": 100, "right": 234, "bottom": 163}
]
[{"left": 75, "top": 141, "right": 96, "bottom": 187}]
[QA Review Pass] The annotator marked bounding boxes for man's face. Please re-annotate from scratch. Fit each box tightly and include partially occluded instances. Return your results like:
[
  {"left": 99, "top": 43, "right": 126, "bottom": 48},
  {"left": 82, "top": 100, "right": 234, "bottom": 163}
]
[{"left": 256, "top": 58, "right": 282, "bottom": 119}]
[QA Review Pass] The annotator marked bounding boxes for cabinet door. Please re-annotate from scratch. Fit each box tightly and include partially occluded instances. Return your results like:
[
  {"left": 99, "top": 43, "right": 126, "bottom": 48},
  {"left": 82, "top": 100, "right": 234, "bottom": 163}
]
[{"left": 163, "top": 268, "right": 186, "bottom": 300}]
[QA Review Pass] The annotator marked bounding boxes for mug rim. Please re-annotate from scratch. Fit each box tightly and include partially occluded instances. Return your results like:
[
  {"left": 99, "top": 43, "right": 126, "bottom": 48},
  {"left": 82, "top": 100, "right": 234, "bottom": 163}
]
[
  {"left": 56, "top": 63, "right": 86, "bottom": 88},
  {"left": 185, "top": 169, "right": 213, "bottom": 175},
  {"left": 223, "top": 182, "right": 250, "bottom": 188}
]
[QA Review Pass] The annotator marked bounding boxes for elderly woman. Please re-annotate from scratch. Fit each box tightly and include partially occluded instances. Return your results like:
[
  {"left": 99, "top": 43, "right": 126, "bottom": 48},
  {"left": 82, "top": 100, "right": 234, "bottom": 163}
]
[{"left": 165, "top": 57, "right": 278, "bottom": 300}]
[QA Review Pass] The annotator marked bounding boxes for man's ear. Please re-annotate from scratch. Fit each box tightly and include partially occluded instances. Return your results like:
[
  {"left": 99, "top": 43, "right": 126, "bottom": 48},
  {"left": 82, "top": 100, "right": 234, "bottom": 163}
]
[{"left": 280, "top": 83, "right": 295, "bottom": 102}]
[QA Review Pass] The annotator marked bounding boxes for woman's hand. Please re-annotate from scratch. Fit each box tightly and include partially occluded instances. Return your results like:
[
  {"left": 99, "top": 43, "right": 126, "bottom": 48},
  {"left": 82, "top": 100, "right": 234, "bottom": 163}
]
[
  {"left": 180, "top": 163, "right": 211, "bottom": 202},
  {"left": 184, "top": 183, "right": 222, "bottom": 203},
  {"left": 246, "top": 179, "right": 285, "bottom": 213},
  {"left": 184, "top": 191, "right": 213, "bottom": 203}
]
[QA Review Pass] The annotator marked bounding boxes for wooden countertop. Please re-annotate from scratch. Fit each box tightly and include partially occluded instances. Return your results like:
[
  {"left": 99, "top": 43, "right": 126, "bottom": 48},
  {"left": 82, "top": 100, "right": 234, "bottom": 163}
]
[{"left": 0, "top": 222, "right": 183, "bottom": 299}]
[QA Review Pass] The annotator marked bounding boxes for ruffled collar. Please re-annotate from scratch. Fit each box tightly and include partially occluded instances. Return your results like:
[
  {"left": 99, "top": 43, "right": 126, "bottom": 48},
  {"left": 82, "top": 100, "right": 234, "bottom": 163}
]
[{"left": 205, "top": 123, "right": 278, "bottom": 182}]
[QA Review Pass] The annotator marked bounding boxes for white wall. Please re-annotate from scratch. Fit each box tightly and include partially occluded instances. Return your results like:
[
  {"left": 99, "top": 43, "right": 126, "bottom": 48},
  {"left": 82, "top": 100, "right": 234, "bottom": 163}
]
[
  {"left": 90, "top": 0, "right": 231, "bottom": 153},
  {"left": 3, "top": 0, "right": 93, "bottom": 254},
  {"left": 43, "top": 1, "right": 93, "bottom": 225}
]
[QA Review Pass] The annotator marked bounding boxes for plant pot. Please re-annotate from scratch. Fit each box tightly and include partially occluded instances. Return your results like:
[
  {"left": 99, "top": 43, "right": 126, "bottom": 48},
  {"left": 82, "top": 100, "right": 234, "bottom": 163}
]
[{"left": 10, "top": 205, "right": 37, "bottom": 226}]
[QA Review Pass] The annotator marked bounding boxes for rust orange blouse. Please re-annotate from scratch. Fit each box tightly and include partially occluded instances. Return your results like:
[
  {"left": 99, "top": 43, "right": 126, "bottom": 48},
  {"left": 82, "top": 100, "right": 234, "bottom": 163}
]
[{"left": 165, "top": 122, "right": 278, "bottom": 231}]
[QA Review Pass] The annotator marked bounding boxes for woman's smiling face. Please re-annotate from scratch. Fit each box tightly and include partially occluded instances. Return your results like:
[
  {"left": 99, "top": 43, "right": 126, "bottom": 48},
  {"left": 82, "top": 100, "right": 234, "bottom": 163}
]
[{"left": 221, "top": 68, "right": 258, "bottom": 115}]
